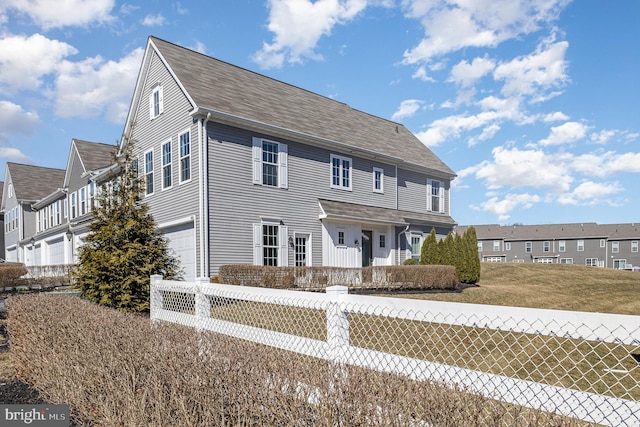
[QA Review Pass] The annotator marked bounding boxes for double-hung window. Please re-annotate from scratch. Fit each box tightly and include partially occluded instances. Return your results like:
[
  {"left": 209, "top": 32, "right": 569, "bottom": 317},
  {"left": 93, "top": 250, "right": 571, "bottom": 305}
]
[
  {"left": 493, "top": 241, "right": 500, "bottom": 251},
  {"left": 611, "top": 241, "right": 619, "bottom": 253},
  {"left": 179, "top": 131, "right": 191, "bottom": 183},
  {"left": 525, "top": 242, "right": 532, "bottom": 253},
  {"left": 330, "top": 154, "right": 352, "bottom": 190},
  {"left": 543, "top": 241, "right": 550, "bottom": 252},
  {"left": 89, "top": 182, "right": 95, "bottom": 210},
  {"left": 373, "top": 167, "right": 384, "bottom": 193},
  {"left": 559, "top": 240, "right": 566, "bottom": 252},
  {"left": 252, "top": 137, "right": 288, "bottom": 188},
  {"left": 145, "top": 150, "right": 154, "bottom": 195},
  {"left": 577, "top": 240, "right": 584, "bottom": 251},
  {"left": 71, "top": 193, "right": 77, "bottom": 219},
  {"left": 427, "top": 179, "right": 444, "bottom": 213},
  {"left": 55, "top": 200, "right": 61, "bottom": 225},
  {"left": 410, "top": 234, "right": 422, "bottom": 262},
  {"left": 80, "top": 187, "right": 86, "bottom": 215},
  {"left": 162, "top": 141, "right": 172, "bottom": 189},
  {"left": 149, "top": 85, "right": 163, "bottom": 119},
  {"left": 632, "top": 241, "right": 638, "bottom": 253},
  {"left": 49, "top": 204, "right": 54, "bottom": 226},
  {"left": 253, "top": 222, "right": 288, "bottom": 267}
]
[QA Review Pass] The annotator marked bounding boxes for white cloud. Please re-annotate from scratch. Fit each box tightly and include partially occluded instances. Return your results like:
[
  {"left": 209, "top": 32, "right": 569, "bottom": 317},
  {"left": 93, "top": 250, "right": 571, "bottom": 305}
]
[
  {"left": 473, "top": 193, "right": 541, "bottom": 221},
  {"left": 415, "top": 109, "right": 511, "bottom": 147},
  {"left": 590, "top": 129, "right": 617, "bottom": 145},
  {"left": 473, "top": 146, "right": 573, "bottom": 192},
  {"left": 55, "top": 47, "right": 144, "bottom": 123},
  {"left": 539, "top": 121, "right": 589, "bottom": 146},
  {"left": 0, "top": 34, "right": 77, "bottom": 94},
  {"left": 542, "top": 111, "right": 569, "bottom": 122},
  {"left": 557, "top": 181, "right": 622, "bottom": 206},
  {"left": 253, "top": 0, "right": 369, "bottom": 68},
  {"left": 0, "top": 147, "right": 31, "bottom": 163},
  {"left": 0, "top": 100, "right": 39, "bottom": 135},
  {"left": 493, "top": 36, "right": 569, "bottom": 99},
  {"left": 141, "top": 13, "right": 167, "bottom": 26},
  {"left": 401, "top": 0, "right": 570, "bottom": 64},
  {"left": 0, "top": 0, "right": 115, "bottom": 29},
  {"left": 391, "top": 99, "right": 423, "bottom": 121},
  {"left": 120, "top": 4, "right": 139, "bottom": 14},
  {"left": 412, "top": 65, "right": 436, "bottom": 82},
  {"left": 449, "top": 56, "right": 495, "bottom": 87},
  {"left": 468, "top": 123, "right": 500, "bottom": 147},
  {"left": 189, "top": 41, "right": 207, "bottom": 55}
]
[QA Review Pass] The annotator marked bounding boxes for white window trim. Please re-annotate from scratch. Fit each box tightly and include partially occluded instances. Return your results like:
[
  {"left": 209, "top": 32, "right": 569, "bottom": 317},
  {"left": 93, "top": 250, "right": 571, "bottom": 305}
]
[
  {"left": 149, "top": 85, "right": 164, "bottom": 119},
  {"left": 505, "top": 242, "right": 511, "bottom": 251},
  {"left": 161, "top": 140, "right": 173, "bottom": 190},
  {"left": 410, "top": 233, "right": 423, "bottom": 261},
  {"left": 525, "top": 242, "right": 532, "bottom": 253},
  {"left": 559, "top": 240, "right": 566, "bottom": 252},
  {"left": 577, "top": 240, "right": 584, "bottom": 252},
  {"left": 493, "top": 240, "right": 500, "bottom": 251},
  {"left": 611, "top": 241, "right": 619, "bottom": 253},
  {"left": 71, "top": 192, "right": 77, "bottom": 219},
  {"left": 373, "top": 167, "right": 384, "bottom": 194},
  {"left": 632, "top": 241, "right": 638, "bottom": 253},
  {"left": 179, "top": 129, "right": 192, "bottom": 184},
  {"left": 294, "top": 232, "right": 312, "bottom": 267},
  {"left": 330, "top": 153, "right": 352, "bottom": 191},
  {"left": 144, "top": 149, "right": 155, "bottom": 196},
  {"left": 427, "top": 178, "right": 445, "bottom": 213},
  {"left": 253, "top": 221, "right": 288, "bottom": 267},
  {"left": 252, "top": 137, "right": 288, "bottom": 189}
]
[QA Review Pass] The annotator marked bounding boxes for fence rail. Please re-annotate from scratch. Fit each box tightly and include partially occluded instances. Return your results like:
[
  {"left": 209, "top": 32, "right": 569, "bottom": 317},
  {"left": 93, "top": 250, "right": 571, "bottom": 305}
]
[{"left": 150, "top": 275, "right": 640, "bottom": 427}]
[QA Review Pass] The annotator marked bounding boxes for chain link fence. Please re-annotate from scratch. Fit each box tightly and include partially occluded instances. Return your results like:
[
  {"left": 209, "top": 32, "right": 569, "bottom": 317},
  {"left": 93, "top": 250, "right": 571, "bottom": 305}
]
[{"left": 150, "top": 275, "right": 640, "bottom": 426}]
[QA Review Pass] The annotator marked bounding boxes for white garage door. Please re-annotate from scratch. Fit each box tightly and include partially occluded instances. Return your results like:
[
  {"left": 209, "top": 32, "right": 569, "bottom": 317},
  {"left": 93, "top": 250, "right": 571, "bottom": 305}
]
[
  {"left": 48, "top": 238, "right": 65, "bottom": 265},
  {"left": 6, "top": 247, "right": 17, "bottom": 262},
  {"left": 34, "top": 245, "right": 42, "bottom": 266},
  {"left": 163, "top": 222, "right": 196, "bottom": 281}
]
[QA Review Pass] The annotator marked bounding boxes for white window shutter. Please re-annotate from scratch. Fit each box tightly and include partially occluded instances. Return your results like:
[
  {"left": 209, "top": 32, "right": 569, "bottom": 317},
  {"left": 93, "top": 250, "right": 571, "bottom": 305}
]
[
  {"left": 439, "top": 182, "right": 445, "bottom": 213},
  {"left": 279, "top": 226, "right": 289, "bottom": 267},
  {"left": 158, "top": 87, "right": 164, "bottom": 114},
  {"left": 252, "top": 137, "right": 262, "bottom": 184},
  {"left": 149, "top": 92, "right": 154, "bottom": 119},
  {"left": 426, "top": 179, "right": 433, "bottom": 211},
  {"left": 253, "top": 223, "right": 262, "bottom": 265},
  {"left": 278, "top": 143, "right": 288, "bottom": 189}
]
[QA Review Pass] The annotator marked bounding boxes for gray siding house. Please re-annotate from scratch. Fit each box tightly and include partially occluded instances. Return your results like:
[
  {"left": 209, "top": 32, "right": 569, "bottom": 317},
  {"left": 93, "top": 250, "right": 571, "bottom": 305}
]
[
  {"left": 1, "top": 163, "right": 66, "bottom": 263},
  {"left": 457, "top": 223, "right": 640, "bottom": 269},
  {"left": 1, "top": 140, "right": 116, "bottom": 266},
  {"left": 121, "top": 36, "right": 457, "bottom": 279}
]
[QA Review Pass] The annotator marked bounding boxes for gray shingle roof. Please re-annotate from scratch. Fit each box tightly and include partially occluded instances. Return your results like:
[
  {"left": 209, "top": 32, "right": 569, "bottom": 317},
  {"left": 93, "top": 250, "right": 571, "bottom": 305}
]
[
  {"left": 7, "top": 163, "right": 65, "bottom": 201},
  {"left": 456, "top": 223, "right": 640, "bottom": 240},
  {"left": 74, "top": 139, "right": 117, "bottom": 173},
  {"left": 320, "top": 199, "right": 456, "bottom": 226},
  {"left": 150, "top": 36, "right": 455, "bottom": 176}
]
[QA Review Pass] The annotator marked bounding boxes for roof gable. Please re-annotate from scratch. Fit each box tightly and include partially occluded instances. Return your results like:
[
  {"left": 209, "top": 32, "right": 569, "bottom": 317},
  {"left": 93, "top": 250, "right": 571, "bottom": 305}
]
[
  {"left": 141, "top": 36, "right": 454, "bottom": 177},
  {"left": 6, "top": 163, "right": 65, "bottom": 202},
  {"left": 64, "top": 139, "right": 116, "bottom": 187}
]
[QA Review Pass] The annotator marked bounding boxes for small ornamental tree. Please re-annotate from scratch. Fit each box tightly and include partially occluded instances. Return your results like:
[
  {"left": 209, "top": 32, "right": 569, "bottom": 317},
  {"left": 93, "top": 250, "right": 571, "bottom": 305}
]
[
  {"left": 73, "top": 142, "right": 182, "bottom": 312},
  {"left": 420, "top": 228, "right": 439, "bottom": 265},
  {"left": 459, "top": 226, "right": 481, "bottom": 284}
]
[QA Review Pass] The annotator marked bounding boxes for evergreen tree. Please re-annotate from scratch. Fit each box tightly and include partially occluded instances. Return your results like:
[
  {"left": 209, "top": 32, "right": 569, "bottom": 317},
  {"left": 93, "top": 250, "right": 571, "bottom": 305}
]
[
  {"left": 452, "top": 232, "right": 464, "bottom": 279},
  {"left": 420, "top": 228, "right": 438, "bottom": 265},
  {"left": 441, "top": 232, "right": 455, "bottom": 266},
  {"left": 460, "top": 226, "right": 481, "bottom": 284},
  {"left": 73, "top": 142, "right": 182, "bottom": 312}
]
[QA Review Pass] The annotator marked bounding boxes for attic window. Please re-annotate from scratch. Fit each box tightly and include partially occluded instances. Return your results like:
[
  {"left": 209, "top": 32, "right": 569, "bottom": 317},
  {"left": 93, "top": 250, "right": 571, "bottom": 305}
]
[
  {"left": 8, "top": 183, "right": 13, "bottom": 198},
  {"left": 149, "top": 85, "right": 164, "bottom": 119}
]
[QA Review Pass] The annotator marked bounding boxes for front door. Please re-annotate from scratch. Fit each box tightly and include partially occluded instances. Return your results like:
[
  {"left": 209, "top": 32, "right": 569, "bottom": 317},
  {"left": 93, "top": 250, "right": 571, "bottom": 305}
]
[{"left": 362, "top": 230, "right": 373, "bottom": 267}]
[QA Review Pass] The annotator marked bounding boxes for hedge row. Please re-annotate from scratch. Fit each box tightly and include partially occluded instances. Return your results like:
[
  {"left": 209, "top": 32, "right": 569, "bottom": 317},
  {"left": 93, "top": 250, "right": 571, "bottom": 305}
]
[
  {"left": 7, "top": 294, "right": 577, "bottom": 426},
  {"left": 218, "top": 265, "right": 459, "bottom": 291},
  {"left": 0, "top": 263, "right": 27, "bottom": 287}
]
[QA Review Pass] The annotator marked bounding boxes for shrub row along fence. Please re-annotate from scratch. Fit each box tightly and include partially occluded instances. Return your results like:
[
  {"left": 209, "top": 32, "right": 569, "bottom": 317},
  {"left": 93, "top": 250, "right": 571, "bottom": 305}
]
[
  {"left": 150, "top": 276, "right": 640, "bottom": 427},
  {"left": 217, "top": 264, "right": 459, "bottom": 291}
]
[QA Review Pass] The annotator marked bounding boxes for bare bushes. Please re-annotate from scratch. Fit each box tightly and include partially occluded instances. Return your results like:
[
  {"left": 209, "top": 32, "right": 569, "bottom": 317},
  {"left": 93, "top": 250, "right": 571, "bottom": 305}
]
[
  {"left": 0, "top": 263, "right": 27, "bottom": 287},
  {"left": 8, "top": 295, "right": 579, "bottom": 426},
  {"left": 219, "top": 265, "right": 459, "bottom": 291}
]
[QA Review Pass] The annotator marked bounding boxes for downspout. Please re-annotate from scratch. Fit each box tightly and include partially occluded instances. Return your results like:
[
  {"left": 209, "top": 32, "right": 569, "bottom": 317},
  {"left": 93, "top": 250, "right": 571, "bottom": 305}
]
[
  {"left": 199, "top": 113, "right": 211, "bottom": 277},
  {"left": 397, "top": 224, "right": 410, "bottom": 265}
]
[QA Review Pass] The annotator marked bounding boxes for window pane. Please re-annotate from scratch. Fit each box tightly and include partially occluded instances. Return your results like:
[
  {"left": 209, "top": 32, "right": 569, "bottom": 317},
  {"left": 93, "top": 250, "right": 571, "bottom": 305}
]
[{"left": 262, "top": 224, "right": 279, "bottom": 266}]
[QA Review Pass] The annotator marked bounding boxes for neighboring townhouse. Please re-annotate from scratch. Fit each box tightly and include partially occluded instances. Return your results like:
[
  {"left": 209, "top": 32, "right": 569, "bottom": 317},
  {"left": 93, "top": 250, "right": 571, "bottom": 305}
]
[
  {"left": 1, "top": 163, "right": 65, "bottom": 263},
  {"left": 0, "top": 182, "right": 4, "bottom": 260},
  {"left": 1, "top": 140, "right": 116, "bottom": 267},
  {"left": 456, "top": 223, "right": 640, "bottom": 269},
  {"left": 31, "top": 139, "right": 117, "bottom": 266},
  {"left": 120, "top": 36, "right": 457, "bottom": 279}
]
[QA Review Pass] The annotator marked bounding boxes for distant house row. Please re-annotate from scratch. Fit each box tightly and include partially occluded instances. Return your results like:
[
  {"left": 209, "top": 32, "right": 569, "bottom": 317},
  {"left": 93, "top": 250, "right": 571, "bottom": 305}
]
[
  {"left": 456, "top": 223, "right": 640, "bottom": 269},
  {"left": 1, "top": 36, "right": 458, "bottom": 279}
]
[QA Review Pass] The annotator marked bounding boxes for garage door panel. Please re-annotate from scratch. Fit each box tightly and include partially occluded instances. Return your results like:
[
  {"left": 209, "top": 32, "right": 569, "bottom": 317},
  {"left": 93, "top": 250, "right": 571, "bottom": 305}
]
[
  {"left": 48, "top": 238, "right": 65, "bottom": 265},
  {"left": 163, "top": 222, "right": 195, "bottom": 281}
]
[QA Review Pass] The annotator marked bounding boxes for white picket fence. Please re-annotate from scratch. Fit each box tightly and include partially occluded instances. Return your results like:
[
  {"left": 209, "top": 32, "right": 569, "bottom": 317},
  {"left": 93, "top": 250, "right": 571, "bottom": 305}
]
[{"left": 150, "top": 275, "right": 640, "bottom": 427}]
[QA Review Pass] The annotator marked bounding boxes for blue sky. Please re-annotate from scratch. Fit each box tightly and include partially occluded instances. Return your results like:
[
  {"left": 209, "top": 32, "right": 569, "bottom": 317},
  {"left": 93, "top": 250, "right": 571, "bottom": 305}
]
[{"left": 1, "top": 0, "right": 638, "bottom": 226}]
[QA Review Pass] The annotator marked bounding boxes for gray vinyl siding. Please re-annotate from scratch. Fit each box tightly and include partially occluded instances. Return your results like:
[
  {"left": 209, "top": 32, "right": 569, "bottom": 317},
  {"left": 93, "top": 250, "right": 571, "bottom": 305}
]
[
  {"left": 207, "top": 123, "right": 401, "bottom": 273},
  {"left": 129, "top": 50, "right": 202, "bottom": 273},
  {"left": 3, "top": 178, "right": 20, "bottom": 248},
  {"left": 67, "top": 151, "right": 88, "bottom": 193},
  {"left": 397, "top": 168, "right": 450, "bottom": 215}
]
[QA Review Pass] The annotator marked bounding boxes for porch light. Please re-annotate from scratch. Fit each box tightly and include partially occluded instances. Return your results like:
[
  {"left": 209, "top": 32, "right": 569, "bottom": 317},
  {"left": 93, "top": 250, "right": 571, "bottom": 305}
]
[
  {"left": 29, "top": 237, "right": 35, "bottom": 246},
  {"left": 354, "top": 239, "right": 359, "bottom": 247},
  {"left": 66, "top": 230, "right": 72, "bottom": 241}
]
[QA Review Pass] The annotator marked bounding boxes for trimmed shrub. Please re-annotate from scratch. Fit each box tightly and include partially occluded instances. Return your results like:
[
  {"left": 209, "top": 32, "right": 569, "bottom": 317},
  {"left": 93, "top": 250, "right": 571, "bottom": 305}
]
[
  {"left": 403, "top": 258, "right": 418, "bottom": 265},
  {"left": 7, "top": 294, "right": 579, "bottom": 426},
  {"left": 0, "top": 263, "right": 27, "bottom": 287}
]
